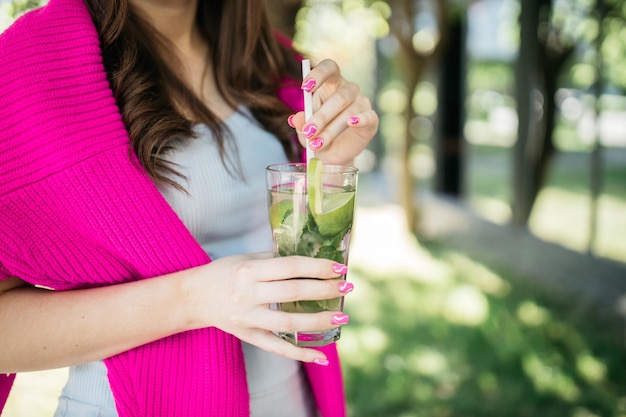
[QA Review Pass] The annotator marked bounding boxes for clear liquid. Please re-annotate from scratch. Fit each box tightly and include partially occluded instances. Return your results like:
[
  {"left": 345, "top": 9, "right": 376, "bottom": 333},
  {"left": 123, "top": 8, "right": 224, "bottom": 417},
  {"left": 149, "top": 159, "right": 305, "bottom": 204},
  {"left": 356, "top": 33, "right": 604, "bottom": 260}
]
[{"left": 267, "top": 186, "right": 355, "bottom": 315}]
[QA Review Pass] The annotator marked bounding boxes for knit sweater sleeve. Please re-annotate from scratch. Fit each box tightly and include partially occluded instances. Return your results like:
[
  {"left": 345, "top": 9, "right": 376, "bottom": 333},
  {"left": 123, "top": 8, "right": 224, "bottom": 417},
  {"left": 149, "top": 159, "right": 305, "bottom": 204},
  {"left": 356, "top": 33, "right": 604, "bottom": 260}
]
[{"left": 0, "top": 1, "right": 249, "bottom": 415}]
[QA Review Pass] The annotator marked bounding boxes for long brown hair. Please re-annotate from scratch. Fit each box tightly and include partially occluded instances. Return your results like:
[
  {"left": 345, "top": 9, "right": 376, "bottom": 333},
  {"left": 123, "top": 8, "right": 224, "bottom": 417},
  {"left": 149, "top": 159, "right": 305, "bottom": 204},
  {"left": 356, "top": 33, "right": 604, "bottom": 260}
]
[{"left": 84, "top": 0, "right": 302, "bottom": 187}]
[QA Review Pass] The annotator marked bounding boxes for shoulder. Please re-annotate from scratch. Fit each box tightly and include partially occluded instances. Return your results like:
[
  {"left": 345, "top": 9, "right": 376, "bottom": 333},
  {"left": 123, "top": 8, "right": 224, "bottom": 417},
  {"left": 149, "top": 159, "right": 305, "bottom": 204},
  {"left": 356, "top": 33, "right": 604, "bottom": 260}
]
[
  {"left": 1, "top": 0, "right": 86, "bottom": 41},
  {"left": 0, "top": 0, "right": 100, "bottom": 65},
  {"left": 0, "top": 0, "right": 128, "bottom": 195}
]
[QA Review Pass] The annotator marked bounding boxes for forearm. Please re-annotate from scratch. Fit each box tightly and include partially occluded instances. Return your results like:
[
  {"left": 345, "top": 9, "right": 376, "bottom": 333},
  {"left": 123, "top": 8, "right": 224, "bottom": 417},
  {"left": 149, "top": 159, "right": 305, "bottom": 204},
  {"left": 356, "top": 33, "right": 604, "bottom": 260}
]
[
  {"left": 0, "top": 268, "right": 200, "bottom": 373},
  {"left": 0, "top": 253, "right": 347, "bottom": 370}
]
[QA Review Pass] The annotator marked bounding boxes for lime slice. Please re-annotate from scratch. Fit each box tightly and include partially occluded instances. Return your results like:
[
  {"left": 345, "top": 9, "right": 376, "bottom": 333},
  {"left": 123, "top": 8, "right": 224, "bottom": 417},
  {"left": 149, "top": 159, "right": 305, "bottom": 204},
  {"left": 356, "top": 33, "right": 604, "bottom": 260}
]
[
  {"left": 269, "top": 199, "right": 293, "bottom": 230},
  {"left": 307, "top": 158, "right": 323, "bottom": 215},
  {"left": 313, "top": 192, "right": 355, "bottom": 236}
]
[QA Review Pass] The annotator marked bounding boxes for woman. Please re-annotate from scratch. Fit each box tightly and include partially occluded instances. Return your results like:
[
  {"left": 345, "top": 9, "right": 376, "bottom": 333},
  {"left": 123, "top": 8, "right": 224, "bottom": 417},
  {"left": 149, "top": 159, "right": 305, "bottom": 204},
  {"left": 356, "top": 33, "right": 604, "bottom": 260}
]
[{"left": 0, "top": 0, "right": 377, "bottom": 416}]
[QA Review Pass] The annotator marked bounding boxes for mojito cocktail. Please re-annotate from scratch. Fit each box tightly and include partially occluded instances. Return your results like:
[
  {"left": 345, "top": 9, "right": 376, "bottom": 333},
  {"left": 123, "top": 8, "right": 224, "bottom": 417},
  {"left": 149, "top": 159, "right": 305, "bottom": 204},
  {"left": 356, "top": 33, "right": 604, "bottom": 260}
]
[{"left": 266, "top": 159, "right": 357, "bottom": 346}]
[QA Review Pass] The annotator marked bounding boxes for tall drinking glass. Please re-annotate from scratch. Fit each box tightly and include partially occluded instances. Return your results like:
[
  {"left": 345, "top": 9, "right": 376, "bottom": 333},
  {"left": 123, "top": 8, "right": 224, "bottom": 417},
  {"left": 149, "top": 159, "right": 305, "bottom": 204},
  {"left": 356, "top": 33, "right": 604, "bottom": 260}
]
[{"left": 265, "top": 161, "right": 358, "bottom": 346}]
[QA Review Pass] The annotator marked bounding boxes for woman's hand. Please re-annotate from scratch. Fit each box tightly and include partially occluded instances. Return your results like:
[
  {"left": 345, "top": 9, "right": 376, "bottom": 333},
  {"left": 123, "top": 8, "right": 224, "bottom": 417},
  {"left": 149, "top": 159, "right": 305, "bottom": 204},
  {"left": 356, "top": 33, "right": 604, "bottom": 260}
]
[
  {"left": 0, "top": 254, "right": 352, "bottom": 372},
  {"left": 287, "top": 59, "right": 379, "bottom": 166},
  {"left": 187, "top": 252, "right": 353, "bottom": 365}
]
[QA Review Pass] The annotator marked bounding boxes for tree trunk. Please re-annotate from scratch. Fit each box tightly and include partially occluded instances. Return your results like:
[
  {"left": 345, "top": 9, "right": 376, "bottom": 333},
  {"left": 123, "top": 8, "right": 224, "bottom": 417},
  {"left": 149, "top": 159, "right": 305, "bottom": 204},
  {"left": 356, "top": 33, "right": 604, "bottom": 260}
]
[
  {"left": 513, "top": 0, "right": 544, "bottom": 226},
  {"left": 435, "top": 14, "right": 466, "bottom": 197},
  {"left": 387, "top": 0, "right": 447, "bottom": 232},
  {"left": 513, "top": 0, "right": 576, "bottom": 227}
]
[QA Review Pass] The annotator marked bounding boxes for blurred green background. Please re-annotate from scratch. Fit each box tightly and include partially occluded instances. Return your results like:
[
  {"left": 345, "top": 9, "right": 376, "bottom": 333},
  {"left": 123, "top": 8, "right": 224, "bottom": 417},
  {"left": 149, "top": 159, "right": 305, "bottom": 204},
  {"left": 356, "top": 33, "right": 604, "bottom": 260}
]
[
  {"left": 2, "top": 0, "right": 626, "bottom": 416},
  {"left": 287, "top": 1, "right": 626, "bottom": 416}
]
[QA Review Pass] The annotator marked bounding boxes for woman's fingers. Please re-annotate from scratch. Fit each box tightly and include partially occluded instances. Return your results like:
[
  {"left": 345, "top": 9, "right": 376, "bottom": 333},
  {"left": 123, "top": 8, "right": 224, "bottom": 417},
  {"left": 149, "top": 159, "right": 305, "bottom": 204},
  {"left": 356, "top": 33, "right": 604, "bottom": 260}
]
[
  {"left": 243, "top": 329, "right": 330, "bottom": 365},
  {"left": 193, "top": 253, "right": 355, "bottom": 365},
  {"left": 345, "top": 109, "right": 379, "bottom": 131},
  {"left": 287, "top": 58, "right": 378, "bottom": 164},
  {"left": 238, "top": 255, "right": 342, "bottom": 283},
  {"left": 236, "top": 308, "right": 349, "bottom": 364},
  {"left": 302, "top": 59, "right": 343, "bottom": 93},
  {"left": 315, "top": 108, "right": 379, "bottom": 160},
  {"left": 289, "top": 106, "right": 377, "bottom": 154},
  {"left": 295, "top": 81, "right": 359, "bottom": 143},
  {"left": 239, "top": 309, "right": 345, "bottom": 335},
  {"left": 256, "top": 277, "right": 345, "bottom": 304}
]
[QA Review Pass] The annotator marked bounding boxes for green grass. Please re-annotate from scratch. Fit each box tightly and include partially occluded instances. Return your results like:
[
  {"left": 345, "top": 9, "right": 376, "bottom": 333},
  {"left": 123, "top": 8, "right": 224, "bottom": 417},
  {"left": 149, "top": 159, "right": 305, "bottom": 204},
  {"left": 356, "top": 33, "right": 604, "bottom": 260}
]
[
  {"left": 337, "top": 140, "right": 626, "bottom": 415},
  {"left": 465, "top": 145, "right": 626, "bottom": 263},
  {"left": 466, "top": 145, "right": 626, "bottom": 201},
  {"left": 341, "top": 243, "right": 626, "bottom": 417}
]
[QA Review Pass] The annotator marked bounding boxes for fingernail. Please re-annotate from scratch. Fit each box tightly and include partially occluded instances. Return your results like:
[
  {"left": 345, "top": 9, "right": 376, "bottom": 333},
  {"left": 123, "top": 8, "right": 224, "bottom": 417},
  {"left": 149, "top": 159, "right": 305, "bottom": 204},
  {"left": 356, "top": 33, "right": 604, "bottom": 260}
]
[
  {"left": 301, "top": 79, "right": 316, "bottom": 93},
  {"left": 349, "top": 116, "right": 360, "bottom": 126},
  {"left": 339, "top": 281, "right": 354, "bottom": 294},
  {"left": 333, "top": 263, "right": 348, "bottom": 275},
  {"left": 332, "top": 313, "right": 350, "bottom": 325},
  {"left": 301, "top": 123, "right": 317, "bottom": 138},
  {"left": 314, "top": 358, "right": 330, "bottom": 366},
  {"left": 287, "top": 114, "right": 296, "bottom": 128},
  {"left": 309, "top": 137, "right": 324, "bottom": 151}
]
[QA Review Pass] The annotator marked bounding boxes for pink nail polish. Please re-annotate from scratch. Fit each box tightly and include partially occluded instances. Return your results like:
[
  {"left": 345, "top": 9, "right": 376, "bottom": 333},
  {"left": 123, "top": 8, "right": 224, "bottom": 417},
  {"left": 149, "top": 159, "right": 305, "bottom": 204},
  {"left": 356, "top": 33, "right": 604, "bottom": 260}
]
[
  {"left": 309, "top": 137, "right": 324, "bottom": 151},
  {"left": 302, "top": 124, "right": 317, "bottom": 138},
  {"left": 333, "top": 263, "right": 348, "bottom": 275},
  {"left": 301, "top": 79, "right": 316, "bottom": 93},
  {"left": 332, "top": 313, "right": 350, "bottom": 325},
  {"left": 349, "top": 116, "right": 360, "bottom": 126},
  {"left": 339, "top": 281, "right": 354, "bottom": 294},
  {"left": 314, "top": 358, "right": 330, "bottom": 366},
  {"left": 287, "top": 114, "right": 296, "bottom": 128}
]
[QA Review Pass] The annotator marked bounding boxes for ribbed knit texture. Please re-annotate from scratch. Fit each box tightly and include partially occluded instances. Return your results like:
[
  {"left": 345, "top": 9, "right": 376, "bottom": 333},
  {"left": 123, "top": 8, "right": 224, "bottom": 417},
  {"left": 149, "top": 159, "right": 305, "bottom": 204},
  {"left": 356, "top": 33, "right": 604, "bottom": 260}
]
[{"left": 0, "top": 1, "right": 345, "bottom": 415}]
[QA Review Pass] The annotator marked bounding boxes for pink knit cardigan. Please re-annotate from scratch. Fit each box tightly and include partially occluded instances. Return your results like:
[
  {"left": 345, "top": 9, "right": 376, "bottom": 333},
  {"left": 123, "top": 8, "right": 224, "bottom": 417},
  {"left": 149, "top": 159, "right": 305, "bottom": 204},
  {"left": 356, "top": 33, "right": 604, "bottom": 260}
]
[{"left": 0, "top": 0, "right": 345, "bottom": 415}]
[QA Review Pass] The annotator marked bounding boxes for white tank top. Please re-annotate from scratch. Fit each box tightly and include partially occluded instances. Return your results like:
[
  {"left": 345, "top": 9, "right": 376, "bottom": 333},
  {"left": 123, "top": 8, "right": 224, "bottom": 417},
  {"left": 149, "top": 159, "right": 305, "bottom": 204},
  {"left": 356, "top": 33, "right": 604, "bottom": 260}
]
[{"left": 54, "top": 108, "right": 315, "bottom": 417}]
